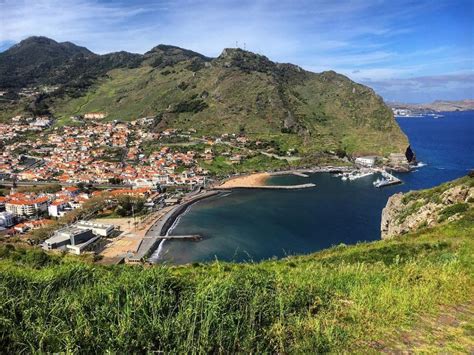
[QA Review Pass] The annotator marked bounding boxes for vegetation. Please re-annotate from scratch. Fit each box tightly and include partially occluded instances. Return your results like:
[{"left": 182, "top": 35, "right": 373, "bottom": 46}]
[
  {"left": 438, "top": 203, "right": 469, "bottom": 222},
  {"left": 0, "top": 210, "right": 472, "bottom": 353},
  {"left": 200, "top": 154, "right": 292, "bottom": 177},
  {"left": 16, "top": 183, "right": 62, "bottom": 194},
  {"left": 401, "top": 175, "right": 474, "bottom": 205},
  {"left": 1, "top": 37, "right": 409, "bottom": 157},
  {"left": 114, "top": 195, "right": 146, "bottom": 217}
]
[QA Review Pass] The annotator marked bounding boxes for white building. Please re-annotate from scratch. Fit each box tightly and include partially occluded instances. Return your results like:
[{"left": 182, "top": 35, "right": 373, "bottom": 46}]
[
  {"left": 5, "top": 197, "right": 49, "bottom": 216},
  {"left": 354, "top": 156, "right": 377, "bottom": 167},
  {"left": 30, "top": 117, "right": 52, "bottom": 128},
  {"left": 0, "top": 212, "right": 14, "bottom": 227},
  {"left": 84, "top": 112, "right": 107, "bottom": 119},
  {"left": 75, "top": 220, "right": 114, "bottom": 237},
  {"left": 48, "top": 201, "right": 70, "bottom": 217}
]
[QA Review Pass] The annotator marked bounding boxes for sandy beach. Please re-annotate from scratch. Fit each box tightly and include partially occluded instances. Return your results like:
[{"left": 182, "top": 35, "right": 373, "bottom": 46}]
[{"left": 219, "top": 172, "right": 270, "bottom": 188}]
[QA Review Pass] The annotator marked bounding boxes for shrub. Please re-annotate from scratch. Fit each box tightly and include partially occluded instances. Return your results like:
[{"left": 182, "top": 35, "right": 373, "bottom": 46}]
[{"left": 438, "top": 203, "right": 469, "bottom": 222}]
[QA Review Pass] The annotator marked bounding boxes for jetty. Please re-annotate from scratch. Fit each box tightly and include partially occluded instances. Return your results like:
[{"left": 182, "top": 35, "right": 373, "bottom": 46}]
[
  {"left": 373, "top": 170, "right": 402, "bottom": 188},
  {"left": 292, "top": 172, "right": 309, "bottom": 177}
]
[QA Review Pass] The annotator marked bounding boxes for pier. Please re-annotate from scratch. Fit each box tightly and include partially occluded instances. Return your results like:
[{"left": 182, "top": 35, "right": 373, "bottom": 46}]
[
  {"left": 292, "top": 172, "right": 309, "bottom": 177},
  {"left": 373, "top": 170, "right": 402, "bottom": 188}
]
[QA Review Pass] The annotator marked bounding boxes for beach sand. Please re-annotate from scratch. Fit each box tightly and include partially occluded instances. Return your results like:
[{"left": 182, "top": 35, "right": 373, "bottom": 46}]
[{"left": 219, "top": 172, "right": 270, "bottom": 188}]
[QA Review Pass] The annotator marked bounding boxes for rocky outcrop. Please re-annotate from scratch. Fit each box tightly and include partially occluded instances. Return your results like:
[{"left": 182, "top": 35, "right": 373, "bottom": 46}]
[{"left": 381, "top": 175, "right": 473, "bottom": 239}]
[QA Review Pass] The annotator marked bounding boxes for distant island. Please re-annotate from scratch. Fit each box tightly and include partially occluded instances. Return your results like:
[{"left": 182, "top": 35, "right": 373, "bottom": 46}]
[{"left": 388, "top": 99, "right": 474, "bottom": 114}]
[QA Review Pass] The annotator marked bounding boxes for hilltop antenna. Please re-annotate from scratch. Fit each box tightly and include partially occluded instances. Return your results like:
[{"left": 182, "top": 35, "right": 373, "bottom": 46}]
[
  {"left": 235, "top": 41, "right": 239, "bottom": 48},
  {"left": 243, "top": 42, "right": 246, "bottom": 50}
]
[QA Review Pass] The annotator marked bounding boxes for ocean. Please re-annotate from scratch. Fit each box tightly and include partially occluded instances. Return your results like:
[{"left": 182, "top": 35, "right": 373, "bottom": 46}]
[{"left": 160, "top": 111, "right": 474, "bottom": 264}]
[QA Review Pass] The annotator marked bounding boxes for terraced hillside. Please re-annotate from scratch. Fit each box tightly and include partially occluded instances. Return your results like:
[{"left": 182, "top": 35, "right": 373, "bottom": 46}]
[{"left": 1, "top": 37, "right": 409, "bottom": 157}]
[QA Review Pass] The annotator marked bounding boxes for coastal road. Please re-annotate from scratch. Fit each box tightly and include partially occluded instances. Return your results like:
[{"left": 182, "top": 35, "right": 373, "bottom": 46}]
[{"left": 0, "top": 180, "right": 133, "bottom": 189}]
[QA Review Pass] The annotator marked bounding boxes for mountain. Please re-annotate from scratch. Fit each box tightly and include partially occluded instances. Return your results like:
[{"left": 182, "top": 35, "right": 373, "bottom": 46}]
[
  {"left": 388, "top": 99, "right": 474, "bottom": 113},
  {"left": 0, "top": 36, "right": 141, "bottom": 90},
  {"left": 0, "top": 37, "right": 410, "bottom": 158},
  {"left": 1, "top": 175, "right": 473, "bottom": 352}
]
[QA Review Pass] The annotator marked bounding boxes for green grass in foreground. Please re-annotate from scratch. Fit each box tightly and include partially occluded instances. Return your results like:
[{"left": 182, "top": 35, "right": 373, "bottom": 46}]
[{"left": 0, "top": 211, "right": 473, "bottom": 353}]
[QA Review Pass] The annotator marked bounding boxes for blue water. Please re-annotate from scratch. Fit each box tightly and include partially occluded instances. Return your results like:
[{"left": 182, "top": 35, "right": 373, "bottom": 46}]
[{"left": 161, "top": 111, "right": 474, "bottom": 264}]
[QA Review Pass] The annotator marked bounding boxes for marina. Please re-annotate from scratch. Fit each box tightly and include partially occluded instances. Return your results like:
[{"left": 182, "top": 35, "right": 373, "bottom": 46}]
[{"left": 335, "top": 167, "right": 403, "bottom": 187}]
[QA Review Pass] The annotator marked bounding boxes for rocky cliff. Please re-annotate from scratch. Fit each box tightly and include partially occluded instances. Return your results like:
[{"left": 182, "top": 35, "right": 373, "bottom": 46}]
[{"left": 381, "top": 174, "right": 474, "bottom": 239}]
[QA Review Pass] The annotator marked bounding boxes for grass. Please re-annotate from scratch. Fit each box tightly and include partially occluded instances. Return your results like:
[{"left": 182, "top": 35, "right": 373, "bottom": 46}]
[
  {"left": 43, "top": 57, "right": 409, "bottom": 157},
  {"left": 0, "top": 210, "right": 472, "bottom": 353},
  {"left": 200, "top": 154, "right": 292, "bottom": 176},
  {"left": 438, "top": 203, "right": 469, "bottom": 222}
]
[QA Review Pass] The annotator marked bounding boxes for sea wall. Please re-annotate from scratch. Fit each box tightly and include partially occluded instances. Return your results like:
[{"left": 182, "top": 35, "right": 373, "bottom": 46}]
[{"left": 159, "top": 191, "right": 221, "bottom": 236}]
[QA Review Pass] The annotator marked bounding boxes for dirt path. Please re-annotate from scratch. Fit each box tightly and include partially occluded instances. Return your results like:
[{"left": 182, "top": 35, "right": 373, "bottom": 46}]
[{"left": 372, "top": 302, "right": 474, "bottom": 353}]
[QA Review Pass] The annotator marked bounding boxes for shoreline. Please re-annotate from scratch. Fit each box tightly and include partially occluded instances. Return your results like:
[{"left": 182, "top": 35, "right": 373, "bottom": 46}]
[
  {"left": 127, "top": 190, "right": 221, "bottom": 262},
  {"left": 216, "top": 165, "right": 353, "bottom": 189},
  {"left": 158, "top": 190, "right": 221, "bottom": 236}
]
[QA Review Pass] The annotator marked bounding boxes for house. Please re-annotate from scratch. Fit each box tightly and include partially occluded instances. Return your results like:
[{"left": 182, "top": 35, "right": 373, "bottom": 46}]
[
  {"left": 6, "top": 196, "right": 49, "bottom": 216},
  {"left": 48, "top": 200, "right": 70, "bottom": 217},
  {"left": 354, "top": 156, "right": 377, "bottom": 167},
  {"left": 13, "top": 223, "right": 29, "bottom": 233},
  {"left": 62, "top": 186, "right": 80, "bottom": 196},
  {"left": 84, "top": 112, "right": 107, "bottom": 120},
  {"left": 230, "top": 155, "right": 242, "bottom": 164}
]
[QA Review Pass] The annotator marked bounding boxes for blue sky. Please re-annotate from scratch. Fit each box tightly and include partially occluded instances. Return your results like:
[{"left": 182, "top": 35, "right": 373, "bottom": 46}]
[{"left": 1, "top": 0, "right": 473, "bottom": 102}]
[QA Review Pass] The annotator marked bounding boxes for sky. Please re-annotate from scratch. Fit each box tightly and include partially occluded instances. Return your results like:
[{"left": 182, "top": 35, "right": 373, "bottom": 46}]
[{"left": 1, "top": 0, "right": 473, "bottom": 103}]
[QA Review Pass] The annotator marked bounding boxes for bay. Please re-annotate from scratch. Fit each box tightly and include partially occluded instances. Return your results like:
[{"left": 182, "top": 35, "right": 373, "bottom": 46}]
[{"left": 161, "top": 111, "right": 474, "bottom": 264}]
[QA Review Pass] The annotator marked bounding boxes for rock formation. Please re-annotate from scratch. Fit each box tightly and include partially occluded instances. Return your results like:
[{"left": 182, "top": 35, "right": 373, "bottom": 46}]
[{"left": 381, "top": 175, "right": 473, "bottom": 239}]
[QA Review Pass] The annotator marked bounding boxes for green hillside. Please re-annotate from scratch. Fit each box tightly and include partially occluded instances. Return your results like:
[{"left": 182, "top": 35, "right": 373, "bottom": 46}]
[
  {"left": 1, "top": 177, "right": 473, "bottom": 353},
  {"left": 53, "top": 49, "right": 407, "bottom": 156},
  {"left": 0, "top": 38, "right": 410, "bottom": 157}
]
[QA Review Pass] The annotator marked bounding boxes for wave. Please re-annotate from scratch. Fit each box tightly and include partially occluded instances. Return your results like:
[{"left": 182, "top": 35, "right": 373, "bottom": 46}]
[
  {"left": 150, "top": 205, "right": 192, "bottom": 263},
  {"left": 167, "top": 205, "right": 191, "bottom": 236},
  {"left": 415, "top": 162, "right": 427, "bottom": 168},
  {"left": 149, "top": 239, "right": 166, "bottom": 263}
]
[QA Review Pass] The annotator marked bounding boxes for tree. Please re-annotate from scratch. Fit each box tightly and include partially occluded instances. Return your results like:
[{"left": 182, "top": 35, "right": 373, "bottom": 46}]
[{"left": 115, "top": 195, "right": 145, "bottom": 217}]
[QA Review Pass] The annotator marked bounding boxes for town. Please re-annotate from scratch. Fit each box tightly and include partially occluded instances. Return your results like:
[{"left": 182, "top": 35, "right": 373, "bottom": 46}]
[{"left": 0, "top": 112, "right": 293, "bottom": 262}]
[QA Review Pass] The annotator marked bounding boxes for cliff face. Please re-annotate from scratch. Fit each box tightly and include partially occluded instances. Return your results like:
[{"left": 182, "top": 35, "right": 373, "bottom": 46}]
[{"left": 381, "top": 175, "right": 474, "bottom": 239}]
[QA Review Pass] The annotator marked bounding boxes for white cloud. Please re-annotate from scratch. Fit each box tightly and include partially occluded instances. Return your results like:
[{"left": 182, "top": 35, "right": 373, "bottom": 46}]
[{"left": 0, "top": 0, "right": 471, "bottom": 101}]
